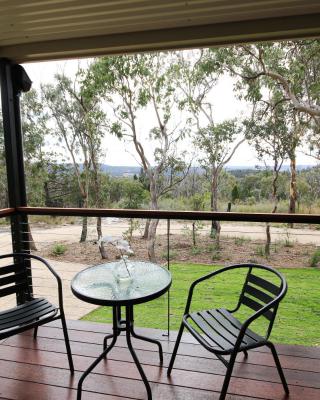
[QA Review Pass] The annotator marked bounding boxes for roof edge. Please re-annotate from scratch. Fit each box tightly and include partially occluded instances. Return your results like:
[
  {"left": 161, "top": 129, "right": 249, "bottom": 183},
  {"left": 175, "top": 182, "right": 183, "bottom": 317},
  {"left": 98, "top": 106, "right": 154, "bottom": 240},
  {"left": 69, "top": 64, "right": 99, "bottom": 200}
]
[{"left": 1, "top": 12, "right": 320, "bottom": 63}]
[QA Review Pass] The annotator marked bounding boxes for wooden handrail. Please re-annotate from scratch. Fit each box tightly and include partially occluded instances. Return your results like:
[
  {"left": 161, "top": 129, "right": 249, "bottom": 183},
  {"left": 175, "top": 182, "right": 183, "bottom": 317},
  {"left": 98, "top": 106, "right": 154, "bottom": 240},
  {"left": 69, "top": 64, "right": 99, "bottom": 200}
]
[
  {"left": 17, "top": 206, "right": 320, "bottom": 224},
  {"left": 0, "top": 208, "right": 15, "bottom": 217}
]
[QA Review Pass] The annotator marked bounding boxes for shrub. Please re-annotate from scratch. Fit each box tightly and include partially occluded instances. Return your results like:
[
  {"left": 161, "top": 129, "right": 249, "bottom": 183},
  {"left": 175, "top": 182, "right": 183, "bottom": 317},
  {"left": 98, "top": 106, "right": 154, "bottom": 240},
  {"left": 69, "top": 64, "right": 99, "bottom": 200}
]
[
  {"left": 246, "top": 196, "right": 256, "bottom": 205},
  {"left": 309, "top": 249, "right": 320, "bottom": 268},
  {"left": 211, "top": 252, "right": 221, "bottom": 261},
  {"left": 51, "top": 243, "right": 67, "bottom": 256},
  {"left": 284, "top": 239, "right": 294, "bottom": 248},
  {"left": 191, "top": 247, "right": 201, "bottom": 255},
  {"left": 234, "top": 236, "right": 248, "bottom": 246},
  {"left": 255, "top": 245, "right": 265, "bottom": 257},
  {"left": 161, "top": 250, "right": 177, "bottom": 261}
]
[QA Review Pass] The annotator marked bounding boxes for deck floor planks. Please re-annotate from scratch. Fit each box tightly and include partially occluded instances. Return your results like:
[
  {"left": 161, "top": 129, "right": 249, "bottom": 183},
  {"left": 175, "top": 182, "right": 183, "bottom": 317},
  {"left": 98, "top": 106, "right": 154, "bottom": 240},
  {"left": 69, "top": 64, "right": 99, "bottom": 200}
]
[{"left": 0, "top": 320, "right": 319, "bottom": 400}]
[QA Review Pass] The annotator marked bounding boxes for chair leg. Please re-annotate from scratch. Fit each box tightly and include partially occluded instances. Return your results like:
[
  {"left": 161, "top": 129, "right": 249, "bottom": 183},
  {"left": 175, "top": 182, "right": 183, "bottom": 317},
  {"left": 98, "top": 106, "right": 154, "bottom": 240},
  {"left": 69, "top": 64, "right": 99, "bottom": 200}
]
[
  {"left": 167, "top": 322, "right": 185, "bottom": 376},
  {"left": 243, "top": 349, "right": 248, "bottom": 359},
  {"left": 267, "top": 342, "right": 289, "bottom": 395},
  {"left": 219, "top": 352, "right": 237, "bottom": 400},
  {"left": 60, "top": 314, "right": 74, "bottom": 374}
]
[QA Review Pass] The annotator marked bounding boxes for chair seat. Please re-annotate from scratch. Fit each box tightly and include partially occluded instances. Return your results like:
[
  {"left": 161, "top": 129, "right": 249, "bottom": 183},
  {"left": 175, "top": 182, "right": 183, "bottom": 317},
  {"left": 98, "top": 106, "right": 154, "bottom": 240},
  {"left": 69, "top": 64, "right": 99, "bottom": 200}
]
[
  {"left": 184, "top": 308, "right": 266, "bottom": 354},
  {"left": 0, "top": 297, "right": 58, "bottom": 338}
]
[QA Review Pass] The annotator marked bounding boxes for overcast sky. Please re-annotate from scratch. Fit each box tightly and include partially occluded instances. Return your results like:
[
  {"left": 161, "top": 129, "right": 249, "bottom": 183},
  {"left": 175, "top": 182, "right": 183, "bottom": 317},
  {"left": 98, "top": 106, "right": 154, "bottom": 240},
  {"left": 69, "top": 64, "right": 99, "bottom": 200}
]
[{"left": 22, "top": 58, "right": 317, "bottom": 168}]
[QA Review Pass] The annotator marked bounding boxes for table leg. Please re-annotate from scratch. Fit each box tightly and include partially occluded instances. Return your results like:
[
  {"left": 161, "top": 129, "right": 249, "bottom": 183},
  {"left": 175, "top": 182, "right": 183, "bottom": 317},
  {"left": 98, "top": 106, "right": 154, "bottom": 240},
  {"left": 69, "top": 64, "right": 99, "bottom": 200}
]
[
  {"left": 130, "top": 308, "right": 163, "bottom": 365},
  {"left": 104, "top": 306, "right": 121, "bottom": 354},
  {"left": 77, "top": 306, "right": 119, "bottom": 400},
  {"left": 103, "top": 332, "right": 115, "bottom": 351},
  {"left": 77, "top": 334, "right": 117, "bottom": 400},
  {"left": 126, "top": 306, "right": 152, "bottom": 400}
]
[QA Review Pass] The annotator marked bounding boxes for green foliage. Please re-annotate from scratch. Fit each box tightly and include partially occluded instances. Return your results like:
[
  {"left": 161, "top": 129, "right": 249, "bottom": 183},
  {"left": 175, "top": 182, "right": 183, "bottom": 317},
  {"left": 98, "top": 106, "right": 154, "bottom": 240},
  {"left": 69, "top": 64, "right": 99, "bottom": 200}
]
[
  {"left": 123, "top": 219, "right": 142, "bottom": 243},
  {"left": 42, "top": 70, "right": 106, "bottom": 217},
  {"left": 120, "top": 179, "right": 148, "bottom": 209},
  {"left": 85, "top": 52, "right": 190, "bottom": 210},
  {"left": 255, "top": 245, "right": 265, "bottom": 257},
  {"left": 182, "top": 220, "right": 204, "bottom": 247},
  {"left": 189, "top": 193, "right": 205, "bottom": 211},
  {"left": 211, "top": 251, "right": 221, "bottom": 261},
  {"left": 162, "top": 250, "right": 177, "bottom": 260},
  {"left": 246, "top": 196, "right": 256, "bottom": 205},
  {"left": 51, "top": 243, "right": 67, "bottom": 256},
  {"left": 191, "top": 247, "right": 202, "bottom": 255},
  {"left": 231, "top": 184, "right": 240, "bottom": 203},
  {"left": 309, "top": 249, "right": 320, "bottom": 268},
  {"left": 234, "top": 236, "right": 248, "bottom": 246},
  {"left": 284, "top": 239, "right": 294, "bottom": 248},
  {"left": 20, "top": 90, "right": 51, "bottom": 206}
]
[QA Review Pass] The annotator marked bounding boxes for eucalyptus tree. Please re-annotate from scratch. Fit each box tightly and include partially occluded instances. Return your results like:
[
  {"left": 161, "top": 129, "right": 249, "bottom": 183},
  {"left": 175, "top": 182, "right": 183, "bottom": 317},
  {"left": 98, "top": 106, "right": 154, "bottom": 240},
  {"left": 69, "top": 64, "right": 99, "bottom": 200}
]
[
  {"left": 120, "top": 178, "right": 148, "bottom": 242},
  {"left": 176, "top": 50, "right": 244, "bottom": 244},
  {"left": 42, "top": 71, "right": 107, "bottom": 257},
  {"left": 245, "top": 98, "right": 289, "bottom": 255},
  {"left": 194, "top": 120, "right": 244, "bottom": 244},
  {"left": 21, "top": 89, "right": 51, "bottom": 207},
  {"left": 215, "top": 40, "right": 320, "bottom": 215},
  {"left": 85, "top": 53, "right": 190, "bottom": 261},
  {"left": 1, "top": 91, "right": 49, "bottom": 210}
]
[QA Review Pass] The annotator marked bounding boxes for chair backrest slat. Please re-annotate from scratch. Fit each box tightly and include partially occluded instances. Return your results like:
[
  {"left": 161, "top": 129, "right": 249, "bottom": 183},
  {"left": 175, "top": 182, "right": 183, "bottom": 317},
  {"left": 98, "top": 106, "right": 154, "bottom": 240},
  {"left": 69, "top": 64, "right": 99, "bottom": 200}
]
[
  {"left": 242, "top": 295, "right": 274, "bottom": 320},
  {"left": 245, "top": 284, "right": 274, "bottom": 305},
  {"left": 240, "top": 270, "right": 282, "bottom": 322},
  {"left": 0, "top": 263, "right": 22, "bottom": 276},
  {"left": 0, "top": 271, "right": 28, "bottom": 287},
  {"left": 247, "top": 273, "right": 279, "bottom": 295},
  {"left": 0, "top": 262, "right": 29, "bottom": 299},
  {"left": 0, "top": 282, "right": 28, "bottom": 298}
]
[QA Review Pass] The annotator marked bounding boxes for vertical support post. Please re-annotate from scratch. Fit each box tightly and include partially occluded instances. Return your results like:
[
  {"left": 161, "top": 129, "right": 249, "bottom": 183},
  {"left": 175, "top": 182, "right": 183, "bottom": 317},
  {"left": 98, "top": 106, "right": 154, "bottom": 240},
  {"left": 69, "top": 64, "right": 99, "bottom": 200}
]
[
  {"left": 167, "top": 218, "right": 170, "bottom": 337},
  {"left": 0, "top": 58, "right": 32, "bottom": 304}
]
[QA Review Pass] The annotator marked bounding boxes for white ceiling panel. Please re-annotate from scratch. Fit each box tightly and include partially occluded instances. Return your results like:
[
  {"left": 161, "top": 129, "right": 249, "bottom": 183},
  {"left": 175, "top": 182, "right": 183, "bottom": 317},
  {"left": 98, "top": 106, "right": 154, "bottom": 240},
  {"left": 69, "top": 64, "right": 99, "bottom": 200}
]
[{"left": 0, "top": 0, "right": 319, "bottom": 62}]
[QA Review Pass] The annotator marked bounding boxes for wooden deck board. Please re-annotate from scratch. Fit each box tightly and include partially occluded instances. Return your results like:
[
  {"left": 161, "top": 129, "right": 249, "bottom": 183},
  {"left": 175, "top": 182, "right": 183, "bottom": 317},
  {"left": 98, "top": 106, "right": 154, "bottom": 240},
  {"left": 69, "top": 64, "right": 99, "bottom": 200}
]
[{"left": 0, "top": 320, "right": 319, "bottom": 400}]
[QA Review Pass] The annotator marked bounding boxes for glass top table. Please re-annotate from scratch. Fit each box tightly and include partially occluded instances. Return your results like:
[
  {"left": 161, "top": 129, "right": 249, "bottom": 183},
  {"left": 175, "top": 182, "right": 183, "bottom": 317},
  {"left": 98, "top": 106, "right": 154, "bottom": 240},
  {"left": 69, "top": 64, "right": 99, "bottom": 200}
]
[
  {"left": 71, "top": 260, "right": 171, "bottom": 306},
  {"left": 71, "top": 260, "right": 172, "bottom": 400}
]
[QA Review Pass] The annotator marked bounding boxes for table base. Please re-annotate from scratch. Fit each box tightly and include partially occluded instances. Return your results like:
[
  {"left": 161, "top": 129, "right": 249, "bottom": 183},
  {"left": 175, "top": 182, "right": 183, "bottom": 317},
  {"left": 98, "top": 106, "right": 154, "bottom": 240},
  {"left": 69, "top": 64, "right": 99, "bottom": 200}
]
[{"left": 77, "top": 305, "right": 163, "bottom": 400}]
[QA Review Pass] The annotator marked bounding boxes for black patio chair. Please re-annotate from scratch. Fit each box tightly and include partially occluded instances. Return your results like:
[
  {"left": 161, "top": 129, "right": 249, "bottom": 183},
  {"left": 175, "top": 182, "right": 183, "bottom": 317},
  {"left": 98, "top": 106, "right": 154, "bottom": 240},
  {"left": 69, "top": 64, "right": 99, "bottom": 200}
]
[
  {"left": 167, "top": 263, "right": 289, "bottom": 400},
  {"left": 0, "top": 253, "right": 74, "bottom": 373}
]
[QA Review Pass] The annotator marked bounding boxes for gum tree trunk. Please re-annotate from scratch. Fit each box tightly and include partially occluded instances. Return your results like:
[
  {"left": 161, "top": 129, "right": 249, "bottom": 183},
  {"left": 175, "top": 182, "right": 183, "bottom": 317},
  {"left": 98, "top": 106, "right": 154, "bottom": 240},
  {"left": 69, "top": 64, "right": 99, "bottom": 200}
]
[
  {"left": 142, "top": 219, "right": 150, "bottom": 239},
  {"left": 288, "top": 155, "right": 297, "bottom": 228},
  {"left": 97, "top": 216, "right": 107, "bottom": 259},
  {"left": 265, "top": 164, "right": 280, "bottom": 256},
  {"left": 210, "top": 170, "right": 221, "bottom": 246},
  {"left": 147, "top": 180, "right": 159, "bottom": 262}
]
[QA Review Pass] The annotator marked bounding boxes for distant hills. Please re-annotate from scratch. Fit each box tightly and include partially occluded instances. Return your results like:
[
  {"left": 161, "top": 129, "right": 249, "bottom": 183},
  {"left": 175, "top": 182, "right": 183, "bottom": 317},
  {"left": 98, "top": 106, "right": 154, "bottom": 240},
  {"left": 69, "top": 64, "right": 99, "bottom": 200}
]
[
  {"left": 100, "top": 165, "right": 141, "bottom": 177},
  {"left": 100, "top": 164, "right": 315, "bottom": 177}
]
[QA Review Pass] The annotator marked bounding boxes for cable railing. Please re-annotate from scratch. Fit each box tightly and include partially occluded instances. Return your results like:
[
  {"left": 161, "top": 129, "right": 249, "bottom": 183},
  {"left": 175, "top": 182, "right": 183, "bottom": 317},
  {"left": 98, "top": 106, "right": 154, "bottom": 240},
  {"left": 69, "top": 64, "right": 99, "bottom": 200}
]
[{"left": 1, "top": 207, "right": 320, "bottom": 346}]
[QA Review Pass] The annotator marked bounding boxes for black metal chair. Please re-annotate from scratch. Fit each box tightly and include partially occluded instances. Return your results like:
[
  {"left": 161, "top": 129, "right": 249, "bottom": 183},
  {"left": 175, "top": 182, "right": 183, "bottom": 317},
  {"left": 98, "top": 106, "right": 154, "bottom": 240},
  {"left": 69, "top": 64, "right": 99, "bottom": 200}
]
[
  {"left": 167, "top": 263, "right": 289, "bottom": 399},
  {"left": 0, "top": 253, "right": 74, "bottom": 373}
]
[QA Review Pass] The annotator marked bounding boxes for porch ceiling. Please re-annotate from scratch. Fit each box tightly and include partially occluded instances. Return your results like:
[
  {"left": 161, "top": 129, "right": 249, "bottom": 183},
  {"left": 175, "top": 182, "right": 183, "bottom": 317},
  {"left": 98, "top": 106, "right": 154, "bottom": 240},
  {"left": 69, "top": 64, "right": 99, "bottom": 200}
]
[{"left": 0, "top": 1, "right": 320, "bottom": 63}]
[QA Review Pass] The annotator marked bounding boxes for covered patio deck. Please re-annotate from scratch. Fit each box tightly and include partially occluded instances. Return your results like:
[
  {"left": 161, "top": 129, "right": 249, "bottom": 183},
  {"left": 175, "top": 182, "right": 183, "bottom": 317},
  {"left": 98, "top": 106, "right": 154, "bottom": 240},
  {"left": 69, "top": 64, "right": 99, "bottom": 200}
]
[{"left": 0, "top": 319, "right": 319, "bottom": 400}]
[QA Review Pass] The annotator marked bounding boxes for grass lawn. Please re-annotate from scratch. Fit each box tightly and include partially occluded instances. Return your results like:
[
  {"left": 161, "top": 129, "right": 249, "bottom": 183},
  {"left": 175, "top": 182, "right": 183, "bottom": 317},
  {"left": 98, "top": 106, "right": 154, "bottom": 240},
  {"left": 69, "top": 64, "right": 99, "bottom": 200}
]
[{"left": 82, "top": 263, "right": 320, "bottom": 347}]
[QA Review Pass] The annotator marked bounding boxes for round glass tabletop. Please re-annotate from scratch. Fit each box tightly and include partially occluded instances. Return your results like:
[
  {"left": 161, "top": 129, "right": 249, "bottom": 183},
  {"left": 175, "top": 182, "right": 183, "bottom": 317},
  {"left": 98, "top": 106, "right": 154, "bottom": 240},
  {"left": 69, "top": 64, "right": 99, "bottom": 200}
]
[{"left": 71, "top": 260, "right": 172, "bottom": 306}]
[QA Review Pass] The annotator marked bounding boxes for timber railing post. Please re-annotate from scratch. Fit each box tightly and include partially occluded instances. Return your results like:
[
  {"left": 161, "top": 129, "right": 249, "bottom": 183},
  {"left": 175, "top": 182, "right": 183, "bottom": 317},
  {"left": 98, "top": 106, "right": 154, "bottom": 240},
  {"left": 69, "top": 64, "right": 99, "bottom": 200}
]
[{"left": 0, "top": 58, "right": 32, "bottom": 304}]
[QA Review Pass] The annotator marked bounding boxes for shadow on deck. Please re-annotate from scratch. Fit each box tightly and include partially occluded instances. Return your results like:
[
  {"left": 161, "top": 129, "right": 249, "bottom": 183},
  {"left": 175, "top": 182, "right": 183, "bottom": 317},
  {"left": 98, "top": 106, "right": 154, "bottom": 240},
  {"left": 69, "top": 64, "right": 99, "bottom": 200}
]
[{"left": 0, "top": 319, "right": 319, "bottom": 399}]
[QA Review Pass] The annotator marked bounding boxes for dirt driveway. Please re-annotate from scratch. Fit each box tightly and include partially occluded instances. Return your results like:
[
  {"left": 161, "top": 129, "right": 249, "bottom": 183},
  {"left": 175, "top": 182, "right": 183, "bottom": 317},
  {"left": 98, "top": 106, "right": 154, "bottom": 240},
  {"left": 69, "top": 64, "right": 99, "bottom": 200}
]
[{"left": 1, "top": 219, "right": 320, "bottom": 251}]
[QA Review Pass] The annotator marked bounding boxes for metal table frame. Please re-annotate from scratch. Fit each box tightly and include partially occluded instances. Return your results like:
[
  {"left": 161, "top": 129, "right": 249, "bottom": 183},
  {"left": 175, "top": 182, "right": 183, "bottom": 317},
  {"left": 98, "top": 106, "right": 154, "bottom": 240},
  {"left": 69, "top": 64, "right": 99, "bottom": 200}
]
[{"left": 71, "top": 262, "right": 171, "bottom": 400}]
